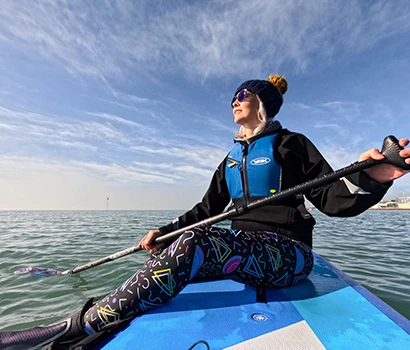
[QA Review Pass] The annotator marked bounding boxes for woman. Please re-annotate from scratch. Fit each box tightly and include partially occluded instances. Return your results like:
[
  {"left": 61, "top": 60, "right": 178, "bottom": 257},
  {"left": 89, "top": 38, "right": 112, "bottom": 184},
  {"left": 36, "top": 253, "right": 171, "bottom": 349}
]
[{"left": 2, "top": 75, "right": 409, "bottom": 349}]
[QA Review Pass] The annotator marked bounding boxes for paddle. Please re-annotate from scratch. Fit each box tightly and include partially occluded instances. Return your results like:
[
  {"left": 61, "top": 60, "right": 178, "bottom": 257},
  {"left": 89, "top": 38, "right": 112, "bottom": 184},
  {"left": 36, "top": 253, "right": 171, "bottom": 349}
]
[{"left": 14, "top": 135, "right": 409, "bottom": 277}]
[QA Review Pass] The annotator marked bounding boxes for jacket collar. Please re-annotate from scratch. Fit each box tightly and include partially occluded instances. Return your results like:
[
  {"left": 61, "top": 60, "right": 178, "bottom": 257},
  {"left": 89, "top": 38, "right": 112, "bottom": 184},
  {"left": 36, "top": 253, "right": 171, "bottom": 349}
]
[{"left": 234, "top": 120, "right": 282, "bottom": 145}]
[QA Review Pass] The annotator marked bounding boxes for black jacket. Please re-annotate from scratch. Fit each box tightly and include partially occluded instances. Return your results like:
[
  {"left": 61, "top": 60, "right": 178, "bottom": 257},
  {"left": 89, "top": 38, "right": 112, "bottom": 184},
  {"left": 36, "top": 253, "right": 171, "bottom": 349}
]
[{"left": 159, "top": 123, "right": 390, "bottom": 247}]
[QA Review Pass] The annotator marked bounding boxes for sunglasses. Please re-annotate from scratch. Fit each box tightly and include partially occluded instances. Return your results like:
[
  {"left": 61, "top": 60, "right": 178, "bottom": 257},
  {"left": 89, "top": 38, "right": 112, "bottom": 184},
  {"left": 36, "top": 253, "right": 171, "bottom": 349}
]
[{"left": 231, "top": 89, "right": 253, "bottom": 106}]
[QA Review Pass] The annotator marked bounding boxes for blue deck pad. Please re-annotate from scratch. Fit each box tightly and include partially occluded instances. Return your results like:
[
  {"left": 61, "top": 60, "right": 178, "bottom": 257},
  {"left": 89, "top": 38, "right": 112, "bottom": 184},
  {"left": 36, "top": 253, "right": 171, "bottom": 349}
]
[
  {"left": 310, "top": 253, "right": 410, "bottom": 334},
  {"left": 310, "top": 253, "right": 410, "bottom": 335},
  {"left": 353, "top": 284, "right": 410, "bottom": 334},
  {"left": 292, "top": 286, "right": 410, "bottom": 349},
  {"left": 100, "top": 279, "right": 304, "bottom": 349}
]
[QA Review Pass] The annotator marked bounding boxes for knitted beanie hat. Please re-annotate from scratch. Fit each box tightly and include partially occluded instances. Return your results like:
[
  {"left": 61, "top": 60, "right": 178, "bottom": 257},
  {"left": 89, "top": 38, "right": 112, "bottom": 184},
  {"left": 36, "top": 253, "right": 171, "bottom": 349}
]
[{"left": 232, "top": 75, "right": 288, "bottom": 118}]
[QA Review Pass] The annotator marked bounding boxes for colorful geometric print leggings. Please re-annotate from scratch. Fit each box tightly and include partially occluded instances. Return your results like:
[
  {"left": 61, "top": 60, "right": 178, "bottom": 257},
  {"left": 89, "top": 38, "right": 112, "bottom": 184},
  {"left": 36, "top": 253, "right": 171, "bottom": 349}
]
[{"left": 83, "top": 227, "right": 313, "bottom": 334}]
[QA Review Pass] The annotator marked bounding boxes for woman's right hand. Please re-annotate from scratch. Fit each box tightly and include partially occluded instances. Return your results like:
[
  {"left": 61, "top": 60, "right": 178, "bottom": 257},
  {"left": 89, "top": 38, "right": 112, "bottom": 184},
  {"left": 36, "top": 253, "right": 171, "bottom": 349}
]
[{"left": 138, "top": 230, "right": 165, "bottom": 254}]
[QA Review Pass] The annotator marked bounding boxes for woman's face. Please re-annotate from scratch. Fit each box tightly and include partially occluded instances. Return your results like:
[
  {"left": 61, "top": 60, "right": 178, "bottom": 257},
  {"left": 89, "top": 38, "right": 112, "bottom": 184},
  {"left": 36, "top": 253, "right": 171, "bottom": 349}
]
[{"left": 232, "top": 90, "right": 260, "bottom": 129}]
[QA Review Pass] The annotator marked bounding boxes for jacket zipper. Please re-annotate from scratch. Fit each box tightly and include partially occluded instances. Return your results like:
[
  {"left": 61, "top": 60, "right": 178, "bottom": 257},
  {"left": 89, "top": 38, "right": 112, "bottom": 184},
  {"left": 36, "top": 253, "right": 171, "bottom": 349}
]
[{"left": 241, "top": 144, "right": 250, "bottom": 201}]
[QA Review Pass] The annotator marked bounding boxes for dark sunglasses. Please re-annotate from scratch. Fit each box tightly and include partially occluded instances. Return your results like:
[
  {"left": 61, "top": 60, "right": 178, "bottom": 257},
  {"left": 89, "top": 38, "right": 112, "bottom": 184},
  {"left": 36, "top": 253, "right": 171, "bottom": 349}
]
[{"left": 231, "top": 89, "right": 253, "bottom": 106}]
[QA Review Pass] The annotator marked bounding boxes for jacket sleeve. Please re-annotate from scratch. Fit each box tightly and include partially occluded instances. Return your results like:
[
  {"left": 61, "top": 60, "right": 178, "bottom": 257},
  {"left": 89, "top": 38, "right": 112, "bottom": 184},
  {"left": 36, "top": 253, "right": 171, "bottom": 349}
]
[
  {"left": 158, "top": 158, "right": 231, "bottom": 235},
  {"left": 278, "top": 132, "right": 392, "bottom": 217}
]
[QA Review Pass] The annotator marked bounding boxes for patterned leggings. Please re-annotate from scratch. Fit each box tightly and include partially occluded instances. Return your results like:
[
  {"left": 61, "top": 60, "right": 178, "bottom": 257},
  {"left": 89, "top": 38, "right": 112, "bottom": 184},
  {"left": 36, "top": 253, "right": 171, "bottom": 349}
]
[{"left": 83, "top": 227, "right": 313, "bottom": 334}]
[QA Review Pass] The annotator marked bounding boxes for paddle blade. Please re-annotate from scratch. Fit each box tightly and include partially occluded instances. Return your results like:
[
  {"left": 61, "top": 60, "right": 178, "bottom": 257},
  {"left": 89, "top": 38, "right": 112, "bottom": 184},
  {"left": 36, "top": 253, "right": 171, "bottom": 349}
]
[{"left": 14, "top": 266, "right": 62, "bottom": 277}]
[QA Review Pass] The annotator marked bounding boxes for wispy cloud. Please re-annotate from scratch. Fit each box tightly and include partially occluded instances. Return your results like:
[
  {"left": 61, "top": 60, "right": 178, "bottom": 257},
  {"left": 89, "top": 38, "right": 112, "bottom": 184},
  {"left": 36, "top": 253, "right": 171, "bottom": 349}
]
[
  {"left": 47, "top": 140, "right": 97, "bottom": 152},
  {"left": 314, "top": 123, "right": 342, "bottom": 131},
  {"left": 0, "top": 154, "right": 213, "bottom": 188},
  {"left": 130, "top": 145, "right": 226, "bottom": 170},
  {"left": 86, "top": 112, "right": 152, "bottom": 130},
  {"left": 74, "top": 161, "right": 177, "bottom": 185},
  {"left": 0, "top": 104, "right": 226, "bottom": 177},
  {"left": 0, "top": 105, "right": 129, "bottom": 148},
  {"left": 289, "top": 102, "right": 313, "bottom": 111},
  {"left": 198, "top": 117, "right": 237, "bottom": 135},
  {"left": 0, "top": 155, "right": 215, "bottom": 210},
  {"left": 320, "top": 101, "right": 362, "bottom": 123},
  {"left": 290, "top": 100, "right": 387, "bottom": 126},
  {"left": 83, "top": 90, "right": 174, "bottom": 127},
  {"left": 1, "top": 1, "right": 410, "bottom": 81}
]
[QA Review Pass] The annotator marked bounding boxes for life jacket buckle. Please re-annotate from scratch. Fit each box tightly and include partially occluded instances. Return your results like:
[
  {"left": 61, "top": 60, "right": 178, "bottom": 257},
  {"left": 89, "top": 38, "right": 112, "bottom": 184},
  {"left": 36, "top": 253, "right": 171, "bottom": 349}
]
[{"left": 235, "top": 198, "right": 249, "bottom": 215}]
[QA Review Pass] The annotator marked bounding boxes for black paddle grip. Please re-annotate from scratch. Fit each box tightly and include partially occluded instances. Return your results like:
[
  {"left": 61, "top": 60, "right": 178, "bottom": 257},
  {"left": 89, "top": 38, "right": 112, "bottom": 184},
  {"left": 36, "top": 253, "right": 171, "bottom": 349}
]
[{"left": 381, "top": 135, "right": 410, "bottom": 170}]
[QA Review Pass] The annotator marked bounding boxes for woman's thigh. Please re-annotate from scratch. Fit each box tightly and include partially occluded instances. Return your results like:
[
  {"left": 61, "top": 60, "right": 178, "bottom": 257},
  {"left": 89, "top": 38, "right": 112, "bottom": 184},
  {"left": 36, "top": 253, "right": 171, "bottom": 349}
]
[{"left": 193, "top": 227, "right": 313, "bottom": 288}]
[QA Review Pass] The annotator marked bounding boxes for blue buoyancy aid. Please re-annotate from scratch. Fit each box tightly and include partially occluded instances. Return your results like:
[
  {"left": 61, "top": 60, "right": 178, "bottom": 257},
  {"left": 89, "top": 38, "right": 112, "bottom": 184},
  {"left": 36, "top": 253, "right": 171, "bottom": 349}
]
[{"left": 225, "top": 132, "right": 281, "bottom": 200}]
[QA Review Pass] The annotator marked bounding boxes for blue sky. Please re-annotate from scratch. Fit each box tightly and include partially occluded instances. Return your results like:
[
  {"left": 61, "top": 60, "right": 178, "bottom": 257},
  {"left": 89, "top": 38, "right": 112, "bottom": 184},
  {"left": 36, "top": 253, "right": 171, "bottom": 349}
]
[{"left": 0, "top": 0, "right": 409, "bottom": 210}]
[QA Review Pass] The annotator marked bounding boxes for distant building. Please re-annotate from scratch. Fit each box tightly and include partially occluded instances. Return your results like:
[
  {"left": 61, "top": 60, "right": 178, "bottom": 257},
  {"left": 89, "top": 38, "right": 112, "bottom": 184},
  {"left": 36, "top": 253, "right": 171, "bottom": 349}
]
[
  {"left": 397, "top": 196, "right": 410, "bottom": 209},
  {"left": 371, "top": 196, "right": 410, "bottom": 209},
  {"left": 371, "top": 200, "right": 398, "bottom": 209}
]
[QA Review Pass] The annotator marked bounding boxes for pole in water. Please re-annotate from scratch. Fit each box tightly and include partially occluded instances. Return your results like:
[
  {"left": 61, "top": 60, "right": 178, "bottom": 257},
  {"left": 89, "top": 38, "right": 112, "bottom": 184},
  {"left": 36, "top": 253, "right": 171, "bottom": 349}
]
[
  {"left": 14, "top": 267, "right": 61, "bottom": 277},
  {"left": 106, "top": 197, "right": 109, "bottom": 211}
]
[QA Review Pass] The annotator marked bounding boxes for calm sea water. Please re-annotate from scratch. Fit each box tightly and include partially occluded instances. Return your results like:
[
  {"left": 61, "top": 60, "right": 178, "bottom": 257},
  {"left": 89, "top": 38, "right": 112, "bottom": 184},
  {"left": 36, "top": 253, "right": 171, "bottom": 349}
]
[{"left": 0, "top": 210, "right": 409, "bottom": 331}]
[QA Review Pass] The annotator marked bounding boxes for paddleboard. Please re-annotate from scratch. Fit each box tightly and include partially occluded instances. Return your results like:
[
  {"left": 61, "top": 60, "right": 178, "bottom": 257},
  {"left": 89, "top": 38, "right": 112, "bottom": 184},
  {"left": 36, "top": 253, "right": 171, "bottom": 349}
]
[{"left": 96, "top": 252, "right": 410, "bottom": 350}]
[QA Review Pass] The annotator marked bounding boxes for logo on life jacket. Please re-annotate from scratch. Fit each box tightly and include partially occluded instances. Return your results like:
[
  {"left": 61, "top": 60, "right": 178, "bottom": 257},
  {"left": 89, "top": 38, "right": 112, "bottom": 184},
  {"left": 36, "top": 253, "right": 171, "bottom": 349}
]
[{"left": 250, "top": 157, "right": 271, "bottom": 166}]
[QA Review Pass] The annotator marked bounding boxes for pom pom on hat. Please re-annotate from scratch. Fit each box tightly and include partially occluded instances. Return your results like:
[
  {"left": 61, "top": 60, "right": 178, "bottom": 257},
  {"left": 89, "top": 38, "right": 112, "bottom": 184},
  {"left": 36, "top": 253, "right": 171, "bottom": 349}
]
[
  {"left": 232, "top": 74, "right": 288, "bottom": 118},
  {"left": 268, "top": 74, "right": 288, "bottom": 95}
]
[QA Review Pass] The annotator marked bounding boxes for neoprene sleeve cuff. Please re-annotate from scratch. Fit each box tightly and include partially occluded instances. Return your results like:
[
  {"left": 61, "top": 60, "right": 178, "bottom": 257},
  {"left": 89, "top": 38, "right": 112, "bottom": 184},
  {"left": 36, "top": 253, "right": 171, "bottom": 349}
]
[
  {"left": 158, "top": 224, "right": 173, "bottom": 235},
  {"left": 345, "top": 171, "right": 392, "bottom": 194}
]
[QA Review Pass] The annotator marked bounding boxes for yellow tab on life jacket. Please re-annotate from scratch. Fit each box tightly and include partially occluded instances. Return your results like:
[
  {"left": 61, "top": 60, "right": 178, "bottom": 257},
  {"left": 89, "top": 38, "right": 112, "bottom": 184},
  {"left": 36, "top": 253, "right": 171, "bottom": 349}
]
[
  {"left": 270, "top": 189, "right": 277, "bottom": 194},
  {"left": 227, "top": 158, "right": 238, "bottom": 168}
]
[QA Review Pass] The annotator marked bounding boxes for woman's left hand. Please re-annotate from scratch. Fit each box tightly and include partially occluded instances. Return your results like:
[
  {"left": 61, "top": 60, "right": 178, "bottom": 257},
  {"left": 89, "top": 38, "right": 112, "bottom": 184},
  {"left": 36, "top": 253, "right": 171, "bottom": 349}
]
[{"left": 359, "top": 138, "right": 410, "bottom": 183}]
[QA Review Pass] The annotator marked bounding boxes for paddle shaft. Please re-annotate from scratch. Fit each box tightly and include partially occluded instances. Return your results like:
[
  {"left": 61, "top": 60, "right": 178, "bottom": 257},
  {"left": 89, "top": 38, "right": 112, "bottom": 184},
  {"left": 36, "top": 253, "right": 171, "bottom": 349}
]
[
  {"left": 65, "top": 134, "right": 410, "bottom": 275},
  {"left": 66, "top": 157, "right": 380, "bottom": 274}
]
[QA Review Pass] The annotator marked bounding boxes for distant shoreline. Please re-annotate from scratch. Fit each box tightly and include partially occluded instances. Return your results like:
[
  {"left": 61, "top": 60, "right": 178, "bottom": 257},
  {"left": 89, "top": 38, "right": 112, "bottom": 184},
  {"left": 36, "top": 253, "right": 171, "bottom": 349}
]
[
  {"left": 307, "top": 207, "right": 410, "bottom": 211},
  {"left": 368, "top": 208, "right": 410, "bottom": 211}
]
